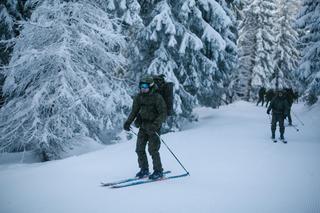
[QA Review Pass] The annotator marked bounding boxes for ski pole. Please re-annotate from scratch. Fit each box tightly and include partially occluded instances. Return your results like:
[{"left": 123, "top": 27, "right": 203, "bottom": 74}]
[
  {"left": 284, "top": 118, "right": 299, "bottom": 132},
  {"left": 155, "top": 132, "right": 190, "bottom": 176},
  {"left": 130, "top": 129, "right": 190, "bottom": 176},
  {"left": 285, "top": 118, "right": 299, "bottom": 132},
  {"left": 291, "top": 124, "right": 299, "bottom": 132},
  {"left": 292, "top": 111, "right": 305, "bottom": 126}
]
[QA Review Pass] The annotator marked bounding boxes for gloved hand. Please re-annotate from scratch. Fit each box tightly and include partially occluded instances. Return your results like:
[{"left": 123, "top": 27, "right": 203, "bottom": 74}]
[
  {"left": 267, "top": 110, "right": 270, "bottom": 115},
  {"left": 123, "top": 121, "right": 131, "bottom": 131}
]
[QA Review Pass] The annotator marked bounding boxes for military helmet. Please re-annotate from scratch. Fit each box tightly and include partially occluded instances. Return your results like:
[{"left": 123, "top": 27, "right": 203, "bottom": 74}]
[{"left": 140, "top": 75, "right": 154, "bottom": 86}]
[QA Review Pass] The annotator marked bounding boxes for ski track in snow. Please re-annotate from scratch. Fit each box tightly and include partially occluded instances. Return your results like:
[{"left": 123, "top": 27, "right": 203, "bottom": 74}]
[{"left": 0, "top": 101, "right": 319, "bottom": 213}]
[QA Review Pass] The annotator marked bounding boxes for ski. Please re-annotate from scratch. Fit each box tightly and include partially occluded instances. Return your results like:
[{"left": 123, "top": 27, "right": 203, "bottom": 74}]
[
  {"left": 101, "top": 171, "right": 171, "bottom": 187},
  {"left": 110, "top": 172, "right": 189, "bottom": 189}
]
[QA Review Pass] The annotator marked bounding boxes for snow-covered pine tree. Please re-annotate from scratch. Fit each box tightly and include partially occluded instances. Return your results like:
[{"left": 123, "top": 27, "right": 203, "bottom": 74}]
[
  {"left": 100, "top": 0, "right": 142, "bottom": 26},
  {"left": 236, "top": 0, "right": 278, "bottom": 100},
  {"left": 129, "top": 0, "right": 196, "bottom": 131},
  {"left": 0, "top": 0, "right": 40, "bottom": 66},
  {"left": 130, "top": 0, "right": 237, "bottom": 130},
  {"left": 0, "top": 2, "right": 15, "bottom": 66},
  {"left": 105, "top": 0, "right": 144, "bottom": 94},
  {"left": 228, "top": 0, "right": 246, "bottom": 21},
  {"left": 176, "top": 0, "right": 238, "bottom": 107},
  {"left": 0, "top": 0, "right": 20, "bottom": 107},
  {"left": 272, "top": 0, "right": 299, "bottom": 90},
  {"left": 0, "top": 0, "right": 39, "bottom": 107},
  {"left": 296, "top": 0, "right": 320, "bottom": 105},
  {"left": 0, "top": 0, "right": 132, "bottom": 160},
  {"left": 91, "top": 0, "right": 143, "bottom": 102},
  {"left": 216, "top": 0, "right": 239, "bottom": 104},
  {"left": 226, "top": 0, "right": 246, "bottom": 103}
]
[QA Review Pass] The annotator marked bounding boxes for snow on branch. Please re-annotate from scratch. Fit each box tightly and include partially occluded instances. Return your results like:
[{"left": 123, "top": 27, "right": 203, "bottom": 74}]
[
  {"left": 179, "top": 32, "right": 203, "bottom": 54},
  {"left": 201, "top": 24, "right": 226, "bottom": 51},
  {"left": 0, "top": 0, "right": 132, "bottom": 160},
  {"left": 146, "top": 1, "right": 176, "bottom": 42}
]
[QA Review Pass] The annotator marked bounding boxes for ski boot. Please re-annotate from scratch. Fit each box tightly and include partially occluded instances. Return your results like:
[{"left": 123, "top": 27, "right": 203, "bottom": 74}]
[
  {"left": 280, "top": 135, "right": 287, "bottom": 144},
  {"left": 135, "top": 169, "right": 149, "bottom": 179},
  {"left": 149, "top": 170, "right": 164, "bottom": 180},
  {"left": 271, "top": 132, "right": 277, "bottom": 143}
]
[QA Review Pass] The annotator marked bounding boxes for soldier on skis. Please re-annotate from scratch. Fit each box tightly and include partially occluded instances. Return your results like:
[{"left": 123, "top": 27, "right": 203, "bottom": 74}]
[
  {"left": 257, "top": 86, "right": 266, "bottom": 106},
  {"left": 123, "top": 75, "right": 167, "bottom": 180},
  {"left": 267, "top": 90, "right": 290, "bottom": 142},
  {"left": 284, "top": 88, "right": 295, "bottom": 126}
]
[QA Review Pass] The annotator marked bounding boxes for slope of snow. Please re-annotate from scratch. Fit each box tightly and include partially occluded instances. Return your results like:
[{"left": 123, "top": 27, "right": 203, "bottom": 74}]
[{"left": 0, "top": 101, "right": 319, "bottom": 213}]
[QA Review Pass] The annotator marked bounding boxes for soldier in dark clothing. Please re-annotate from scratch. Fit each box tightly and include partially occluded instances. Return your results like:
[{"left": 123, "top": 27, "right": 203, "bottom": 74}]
[
  {"left": 294, "top": 91, "right": 299, "bottom": 103},
  {"left": 256, "top": 87, "right": 266, "bottom": 106},
  {"left": 284, "top": 88, "right": 295, "bottom": 125},
  {"left": 267, "top": 90, "right": 290, "bottom": 141},
  {"left": 123, "top": 75, "right": 167, "bottom": 180},
  {"left": 265, "top": 89, "right": 275, "bottom": 108}
]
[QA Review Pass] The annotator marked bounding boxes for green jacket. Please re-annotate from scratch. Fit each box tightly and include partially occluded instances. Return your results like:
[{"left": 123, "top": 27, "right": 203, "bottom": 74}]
[
  {"left": 267, "top": 96, "right": 290, "bottom": 115},
  {"left": 126, "top": 91, "right": 167, "bottom": 130}
]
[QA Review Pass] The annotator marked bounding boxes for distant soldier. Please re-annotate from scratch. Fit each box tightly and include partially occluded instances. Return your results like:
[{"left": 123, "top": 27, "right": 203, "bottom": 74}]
[
  {"left": 265, "top": 89, "right": 275, "bottom": 108},
  {"left": 284, "top": 88, "right": 295, "bottom": 126},
  {"left": 256, "top": 86, "right": 266, "bottom": 106},
  {"left": 294, "top": 91, "right": 299, "bottom": 103},
  {"left": 267, "top": 90, "right": 290, "bottom": 142}
]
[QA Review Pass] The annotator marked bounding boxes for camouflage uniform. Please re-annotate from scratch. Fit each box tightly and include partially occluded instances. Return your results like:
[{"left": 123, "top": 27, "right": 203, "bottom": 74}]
[
  {"left": 284, "top": 88, "right": 295, "bottom": 125},
  {"left": 267, "top": 92, "right": 290, "bottom": 139},
  {"left": 257, "top": 87, "right": 266, "bottom": 106},
  {"left": 124, "top": 86, "right": 167, "bottom": 172}
]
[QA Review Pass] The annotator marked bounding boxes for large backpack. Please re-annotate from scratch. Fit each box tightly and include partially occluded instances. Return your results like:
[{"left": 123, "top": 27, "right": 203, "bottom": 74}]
[
  {"left": 153, "top": 74, "right": 174, "bottom": 116},
  {"left": 133, "top": 75, "right": 174, "bottom": 128}
]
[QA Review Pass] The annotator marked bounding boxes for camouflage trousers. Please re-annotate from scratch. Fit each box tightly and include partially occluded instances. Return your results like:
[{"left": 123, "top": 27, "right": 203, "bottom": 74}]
[
  {"left": 136, "top": 128, "right": 163, "bottom": 172},
  {"left": 271, "top": 113, "right": 285, "bottom": 137}
]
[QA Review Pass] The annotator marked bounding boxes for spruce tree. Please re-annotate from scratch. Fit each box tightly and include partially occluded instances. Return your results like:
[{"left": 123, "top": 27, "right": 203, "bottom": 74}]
[
  {"left": 130, "top": 0, "right": 237, "bottom": 130},
  {"left": 0, "top": 0, "right": 132, "bottom": 160},
  {"left": 236, "top": 0, "right": 278, "bottom": 100},
  {"left": 296, "top": 0, "right": 320, "bottom": 105},
  {"left": 0, "top": 0, "right": 38, "bottom": 107},
  {"left": 272, "top": 0, "right": 299, "bottom": 90}
]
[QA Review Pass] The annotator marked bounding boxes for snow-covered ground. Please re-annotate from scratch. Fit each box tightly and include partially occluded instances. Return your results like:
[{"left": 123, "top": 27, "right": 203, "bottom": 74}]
[{"left": 0, "top": 101, "right": 319, "bottom": 213}]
